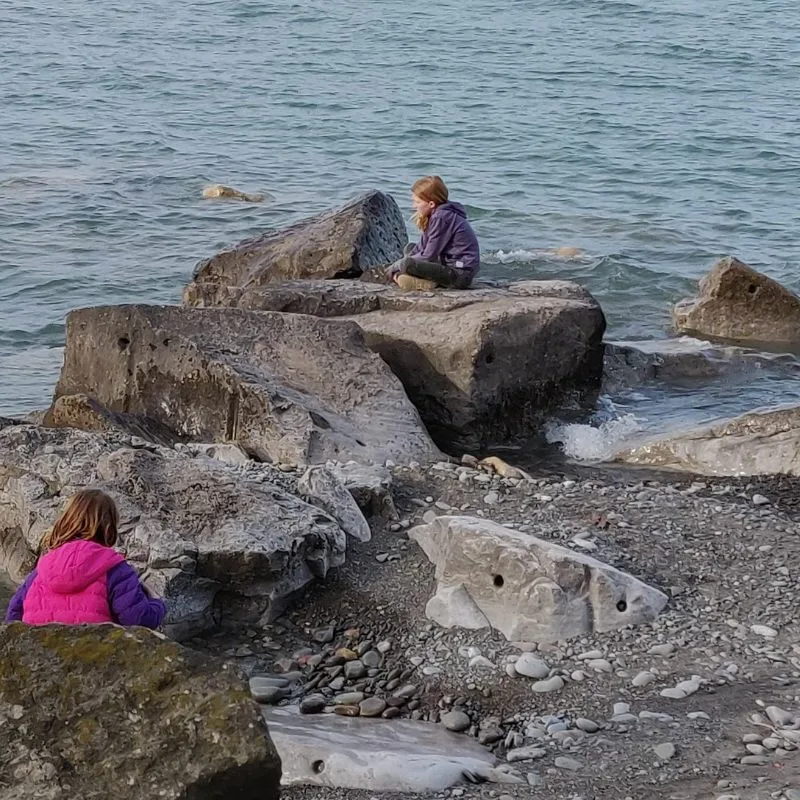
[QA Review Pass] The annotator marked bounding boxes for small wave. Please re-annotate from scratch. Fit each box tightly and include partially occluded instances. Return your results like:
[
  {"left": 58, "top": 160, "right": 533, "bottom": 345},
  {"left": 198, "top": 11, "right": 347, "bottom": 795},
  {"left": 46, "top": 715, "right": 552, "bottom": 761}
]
[
  {"left": 545, "top": 412, "right": 643, "bottom": 462},
  {"left": 490, "top": 248, "right": 592, "bottom": 264}
]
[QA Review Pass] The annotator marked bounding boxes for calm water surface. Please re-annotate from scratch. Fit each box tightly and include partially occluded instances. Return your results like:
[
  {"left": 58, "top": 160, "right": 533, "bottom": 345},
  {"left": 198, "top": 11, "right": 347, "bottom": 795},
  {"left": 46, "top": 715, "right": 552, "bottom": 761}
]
[{"left": 2, "top": 0, "right": 800, "bottom": 455}]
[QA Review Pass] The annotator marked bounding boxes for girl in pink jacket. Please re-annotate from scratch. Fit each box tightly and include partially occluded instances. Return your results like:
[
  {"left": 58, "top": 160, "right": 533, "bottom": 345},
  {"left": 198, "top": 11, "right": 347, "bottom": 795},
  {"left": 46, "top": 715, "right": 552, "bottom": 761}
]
[{"left": 4, "top": 489, "right": 165, "bottom": 628}]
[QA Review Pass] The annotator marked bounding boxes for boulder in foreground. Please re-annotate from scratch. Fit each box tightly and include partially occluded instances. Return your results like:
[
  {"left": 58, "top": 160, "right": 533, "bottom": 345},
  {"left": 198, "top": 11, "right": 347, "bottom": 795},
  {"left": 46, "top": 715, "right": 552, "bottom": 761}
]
[
  {"left": 47, "top": 304, "right": 440, "bottom": 467},
  {"left": 0, "top": 624, "right": 281, "bottom": 800},
  {"left": 0, "top": 422, "right": 348, "bottom": 638},
  {"left": 184, "top": 279, "right": 606, "bottom": 453},
  {"left": 185, "top": 190, "right": 406, "bottom": 305},
  {"left": 614, "top": 405, "right": 800, "bottom": 476},
  {"left": 409, "top": 516, "right": 668, "bottom": 642},
  {"left": 673, "top": 257, "right": 800, "bottom": 344}
]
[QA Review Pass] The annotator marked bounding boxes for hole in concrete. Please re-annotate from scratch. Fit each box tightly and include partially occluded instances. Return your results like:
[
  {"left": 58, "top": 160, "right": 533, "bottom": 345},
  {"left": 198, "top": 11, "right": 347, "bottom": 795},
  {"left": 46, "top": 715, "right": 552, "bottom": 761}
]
[
  {"left": 493, "top": 574, "right": 504, "bottom": 588},
  {"left": 616, "top": 599, "right": 628, "bottom": 612},
  {"left": 117, "top": 337, "right": 130, "bottom": 351},
  {"left": 748, "top": 284, "right": 758, "bottom": 294},
  {"left": 311, "top": 760, "right": 325, "bottom": 774}
]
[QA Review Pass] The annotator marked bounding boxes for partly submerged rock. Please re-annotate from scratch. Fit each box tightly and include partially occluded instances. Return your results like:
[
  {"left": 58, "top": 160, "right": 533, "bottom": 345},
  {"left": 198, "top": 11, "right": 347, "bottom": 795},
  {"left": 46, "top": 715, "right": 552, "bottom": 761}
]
[
  {"left": 614, "top": 405, "right": 800, "bottom": 476},
  {"left": 184, "top": 278, "right": 606, "bottom": 453},
  {"left": 185, "top": 191, "right": 406, "bottom": 304},
  {"left": 202, "top": 184, "right": 265, "bottom": 202},
  {"left": 0, "top": 423, "right": 347, "bottom": 638},
  {"left": 48, "top": 304, "right": 440, "bottom": 467},
  {"left": 0, "top": 624, "right": 281, "bottom": 800},
  {"left": 673, "top": 257, "right": 800, "bottom": 344},
  {"left": 409, "top": 516, "right": 667, "bottom": 642},
  {"left": 263, "top": 705, "right": 497, "bottom": 792}
]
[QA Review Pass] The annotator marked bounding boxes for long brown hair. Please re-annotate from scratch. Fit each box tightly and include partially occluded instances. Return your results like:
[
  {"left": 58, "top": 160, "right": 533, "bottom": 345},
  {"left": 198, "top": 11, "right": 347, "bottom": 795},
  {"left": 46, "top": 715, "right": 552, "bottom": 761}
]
[
  {"left": 412, "top": 175, "right": 449, "bottom": 231},
  {"left": 40, "top": 490, "right": 119, "bottom": 553}
]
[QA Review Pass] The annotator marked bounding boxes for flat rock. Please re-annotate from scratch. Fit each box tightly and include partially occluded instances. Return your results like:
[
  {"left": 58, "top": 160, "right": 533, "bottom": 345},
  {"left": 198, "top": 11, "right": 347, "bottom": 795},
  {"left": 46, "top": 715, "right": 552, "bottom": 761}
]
[
  {"left": 0, "top": 625, "right": 280, "bottom": 799},
  {"left": 513, "top": 653, "right": 550, "bottom": 679},
  {"left": 409, "top": 516, "right": 668, "bottom": 642},
  {"left": 441, "top": 710, "right": 471, "bottom": 732},
  {"left": 0, "top": 423, "right": 347, "bottom": 639},
  {"left": 47, "top": 304, "right": 440, "bottom": 467},
  {"left": 614, "top": 405, "right": 800, "bottom": 477},
  {"left": 186, "top": 278, "right": 606, "bottom": 453},
  {"left": 184, "top": 191, "right": 406, "bottom": 303},
  {"left": 673, "top": 256, "right": 800, "bottom": 344},
  {"left": 263, "top": 705, "right": 496, "bottom": 792}
]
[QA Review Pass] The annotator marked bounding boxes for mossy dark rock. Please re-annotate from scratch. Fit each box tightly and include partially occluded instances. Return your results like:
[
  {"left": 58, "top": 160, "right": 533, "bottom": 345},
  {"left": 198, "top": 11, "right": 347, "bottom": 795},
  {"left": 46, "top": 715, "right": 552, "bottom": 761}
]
[{"left": 0, "top": 624, "right": 281, "bottom": 799}]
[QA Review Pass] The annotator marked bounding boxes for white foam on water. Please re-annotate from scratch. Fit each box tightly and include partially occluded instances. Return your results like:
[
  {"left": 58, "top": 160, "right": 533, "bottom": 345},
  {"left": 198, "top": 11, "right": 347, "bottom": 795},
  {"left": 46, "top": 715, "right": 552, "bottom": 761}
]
[
  {"left": 490, "top": 248, "right": 591, "bottom": 264},
  {"left": 545, "top": 412, "right": 644, "bottom": 462}
]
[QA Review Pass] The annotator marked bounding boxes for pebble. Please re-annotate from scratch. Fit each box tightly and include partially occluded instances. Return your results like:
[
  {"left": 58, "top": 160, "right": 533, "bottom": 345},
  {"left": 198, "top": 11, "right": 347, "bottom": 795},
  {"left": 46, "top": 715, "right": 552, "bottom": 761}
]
[
  {"left": 507, "top": 745, "right": 547, "bottom": 763},
  {"left": 300, "top": 694, "right": 326, "bottom": 715},
  {"left": 513, "top": 654, "right": 550, "bottom": 679},
  {"left": 576, "top": 718, "right": 600, "bottom": 733},
  {"left": 359, "top": 697, "right": 387, "bottom": 717},
  {"left": 248, "top": 683, "right": 289, "bottom": 705},
  {"left": 750, "top": 624, "right": 778, "bottom": 638},
  {"left": 377, "top": 640, "right": 392, "bottom": 654},
  {"left": 483, "top": 491, "right": 500, "bottom": 505},
  {"left": 469, "top": 655, "right": 495, "bottom": 671},
  {"left": 653, "top": 742, "right": 676, "bottom": 761},
  {"left": 765, "top": 705, "right": 794, "bottom": 727},
  {"left": 740, "top": 755, "right": 770, "bottom": 765},
  {"left": 587, "top": 658, "right": 613, "bottom": 673},
  {"left": 752, "top": 493, "right": 769, "bottom": 506},
  {"left": 632, "top": 671, "right": 655, "bottom": 688},
  {"left": 313, "top": 625, "right": 335, "bottom": 644},
  {"left": 648, "top": 643, "right": 675, "bottom": 657},
  {"left": 613, "top": 702, "right": 630, "bottom": 716},
  {"left": 441, "top": 711, "right": 471, "bottom": 732},
  {"left": 554, "top": 756, "right": 582, "bottom": 771},
  {"left": 362, "top": 650, "right": 381, "bottom": 669},
  {"left": 577, "top": 649, "right": 603, "bottom": 660},
  {"left": 334, "top": 692, "right": 365, "bottom": 705},
  {"left": 531, "top": 676, "right": 564, "bottom": 693},
  {"left": 334, "top": 705, "right": 360, "bottom": 717},
  {"left": 344, "top": 660, "right": 367, "bottom": 680}
]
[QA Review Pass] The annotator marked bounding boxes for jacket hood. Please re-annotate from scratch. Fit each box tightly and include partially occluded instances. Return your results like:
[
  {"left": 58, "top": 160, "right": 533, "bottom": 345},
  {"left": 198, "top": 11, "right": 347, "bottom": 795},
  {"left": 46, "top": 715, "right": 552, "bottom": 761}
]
[
  {"left": 37, "top": 540, "right": 124, "bottom": 594},
  {"left": 435, "top": 201, "right": 467, "bottom": 219}
]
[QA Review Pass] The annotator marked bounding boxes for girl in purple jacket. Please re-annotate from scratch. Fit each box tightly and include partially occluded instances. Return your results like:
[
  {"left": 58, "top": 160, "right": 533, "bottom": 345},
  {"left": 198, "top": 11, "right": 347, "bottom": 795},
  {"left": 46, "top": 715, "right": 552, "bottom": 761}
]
[
  {"left": 387, "top": 175, "right": 481, "bottom": 290},
  {"left": 4, "top": 489, "right": 165, "bottom": 628}
]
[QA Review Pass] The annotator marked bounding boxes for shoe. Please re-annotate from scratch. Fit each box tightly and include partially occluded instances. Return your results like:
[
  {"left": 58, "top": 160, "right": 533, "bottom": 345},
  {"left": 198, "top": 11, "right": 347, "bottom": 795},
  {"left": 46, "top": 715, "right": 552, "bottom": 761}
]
[{"left": 394, "top": 274, "right": 437, "bottom": 292}]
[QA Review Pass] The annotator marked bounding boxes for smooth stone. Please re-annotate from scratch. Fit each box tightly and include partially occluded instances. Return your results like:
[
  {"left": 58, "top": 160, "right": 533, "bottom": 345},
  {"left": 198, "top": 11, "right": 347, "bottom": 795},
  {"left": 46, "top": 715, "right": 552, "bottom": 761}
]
[
  {"left": 660, "top": 688, "right": 687, "bottom": 699},
  {"left": 765, "top": 706, "right": 794, "bottom": 727},
  {"left": 750, "top": 624, "right": 778, "bottom": 638},
  {"left": 314, "top": 626, "right": 336, "bottom": 644},
  {"left": 333, "top": 692, "right": 365, "bottom": 706},
  {"left": 362, "top": 651, "right": 382, "bottom": 669},
  {"left": 359, "top": 697, "right": 387, "bottom": 718},
  {"left": 264, "top": 705, "right": 496, "bottom": 792},
  {"left": 344, "top": 661, "right": 367, "bottom": 680},
  {"left": 632, "top": 671, "right": 655, "bottom": 688},
  {"left": 654, "top": 743, "right": 676, "bottom": 761},
  {"left": 577, "top": 649, "right": 603, "bottom": 660},
  {"left": 554, "top": 756, "right": 582, "bottom": 771},
  {"left": 299, "top": 694, "right": 326, "bottom": 715},
  {"left": 575, "top": 718, "right": 599, "bottom": 733},
  {"left": 334, "top": 705, "right": 361, "bottom": 717},
  {"left": 752, "top": 493, "right": 769, "bottom": 505},
  {"left": 441, "top": 711, "right": 471, "bottom": 733},
  {"left": 648, "top": 643, "right": 675, "bottom": 656},
  {"left": 513, "top": 654, "right": 551, "bottom": 679},
  {"left": 613, "top": 702, "right": 630, "bottom": 716},
  {"left": 249, "top": 682, "right": 290, "bottom": 705},
  {"left": 506, "top": 746, "right": 546, "bottom": 763},
  {"left": 675, "top": 679, "right": 700, "bottom": 696},
  {"left": 740, "top": 755, "right": 770, "bottom": 765},
  {"left": 531, "top": 676, "right": 564, "bottom": 693}
]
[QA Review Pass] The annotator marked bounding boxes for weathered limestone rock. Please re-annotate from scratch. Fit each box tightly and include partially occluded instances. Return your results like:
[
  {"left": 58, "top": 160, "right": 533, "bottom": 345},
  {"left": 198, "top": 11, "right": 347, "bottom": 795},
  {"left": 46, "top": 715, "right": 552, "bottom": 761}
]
[
  {"left": 673, "top": 257, "right": 800, "bottom": 344},
  {"left": 184, "top": 279, "right": 606, "bottom": 452},
  {"left": 0, "top": 423, "right": 348, "bottom": 638},
  {"left": 298, "top": 465, "right": 371, "bottom": 542},
  {"left": 264, "top": 705, "right": 496, "bottom": 792},
  {"left": 614, "top": 405, "right": 800, "bottom": 476},
  {"left": 45, "top": 392, "right": 180, "bottom": 447},
  {"left": 327, "top": 461, "right": 397, "bottom": 519},
  {"left": 185, "top": 191, "right": 406, "bottom": 305},
  {"left": 409, "top": 516, "right": 667, "bottom": 642},
  {"left": 48, "top": 305, "right": 440, "bottom": 467},
  {"left": 0, "top": 624, "right": 281, "bottom": 800}
]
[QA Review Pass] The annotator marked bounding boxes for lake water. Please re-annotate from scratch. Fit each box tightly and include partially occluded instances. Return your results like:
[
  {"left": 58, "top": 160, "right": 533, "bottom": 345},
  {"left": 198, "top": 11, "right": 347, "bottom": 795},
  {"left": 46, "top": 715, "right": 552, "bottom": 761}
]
[{"left": 3, "top": 0, "right": 800, "bottom": 458}]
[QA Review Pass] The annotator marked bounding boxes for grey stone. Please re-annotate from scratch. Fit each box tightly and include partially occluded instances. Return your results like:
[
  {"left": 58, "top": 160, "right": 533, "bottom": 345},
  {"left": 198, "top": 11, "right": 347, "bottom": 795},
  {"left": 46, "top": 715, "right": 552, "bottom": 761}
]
[
  {"left": 554, "top": 756, "right": 582, "bottom": 771},
  {"left": 654, "top": 743, "right": 676, "bottom": 761},
  {"left": 185, "top": 191, "right": 407, "bottom": 302},
  {"left": 0, "top": 625, "right": 280, "bottom": 800},
  {"left": 300, "top": 695, "right": 327, "bottom": 715},
  {"left": 409, "top": 516, "right": 667, "bottom": 642},
  {"left": 361, "top": 650, "right": 381, "bottom": 669},
  {"left": 48, "top": 304, "right": 441, "bottom": 468},
  {"left": 765, "top": 706, "right": 795, "bottom": 727},
  {"left": 263, "top": 705, "right": 496, "bottom": 791},
  {"left": 192, "top": 278, "right": 605, "bottom": 453},
  {"left": 441, "top": 711, "right": 471, "bottom": 732},
  {"left": 673, "top": 256, "right": 800, "bottom": 344},
  {"left": 632, "top": 670, "right": 655, "bottom": 687},
  {"left": 531, "top": 676, "right": 564, "bottom": 693},
  {"left": 0, "top": 423, "right": 347, "bottom": 640},
  {"left": 575, "top": 718, "right": 600, "bottom": 733},
  {"left": 343, "top": 660, "right": 367, "bottom": 680},
  {"left": 359, "top": 697, "right": 387, "bottom": 718},
  {"left": 298, "top": 466, "right": 371, "bottom": 542},
  {"left": 648, "top": 643, "right": 675, "bottom": 656},
  {"left": 333, "top": 692, "right": 365, "bottom": 706},
  {"left": 615, "top": 405, "right": 800, "bottom": 477},
  {"left": 249, "top": 677, "right": 291, "bottom": 704},
  {"left": 513, "top": 653, "right": 550, "bottom": 679},
  {"left": 327, "top": 461, "right": 396, "bottom": 519},
  {"left": 506, "top": 746, "right": 546, "bottom": 763}
]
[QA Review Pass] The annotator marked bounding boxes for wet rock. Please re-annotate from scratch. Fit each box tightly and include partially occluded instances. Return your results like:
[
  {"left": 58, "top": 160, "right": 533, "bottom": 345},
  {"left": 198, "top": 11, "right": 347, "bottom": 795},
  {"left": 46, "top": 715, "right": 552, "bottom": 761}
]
[
  {"left": 48, "top": 304, "right": 440, "bottom": 468},
  {"left": 673, "top": 256, "right": 800, "bottom": 344},
  {"left": 263, "top": 705, "right": 495, "bottom": 791},
  {"left": 185, "top": 191, "right": 406, "bottom": 302},
  {"left": 409, "top": 516, "right": 667, "bottom": 642},
  {"left": 300, "top": 694, "right": 326, "bottom": 715},
  {"left": 441, "top": 711, "right": 471, "bottom": 732},
  {"left": 0, "top": 424, "right": 346, "bottom": 639},
  {"left": 0, "top": 625, "right": 280, "bottom": 799},
  {"left": 614, "top": 405, "right": 800, "bottom": 477}
]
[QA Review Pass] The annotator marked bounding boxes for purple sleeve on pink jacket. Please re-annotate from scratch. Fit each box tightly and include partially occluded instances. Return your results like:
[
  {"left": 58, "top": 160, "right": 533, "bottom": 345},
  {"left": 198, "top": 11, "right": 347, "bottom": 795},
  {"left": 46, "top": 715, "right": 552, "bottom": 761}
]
[
  {"left": 3, "top": 570, "right": 37, "bottom": 622},
  {"left": 107, "top": 561, "right": 166, "bottom": 629}
]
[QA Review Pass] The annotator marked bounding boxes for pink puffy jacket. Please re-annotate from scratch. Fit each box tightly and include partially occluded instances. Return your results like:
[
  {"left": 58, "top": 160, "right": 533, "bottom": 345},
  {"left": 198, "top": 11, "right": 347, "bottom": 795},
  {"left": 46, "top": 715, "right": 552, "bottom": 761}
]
[{"left": 22, "top": 539, "right": 125, "bottom": 625}]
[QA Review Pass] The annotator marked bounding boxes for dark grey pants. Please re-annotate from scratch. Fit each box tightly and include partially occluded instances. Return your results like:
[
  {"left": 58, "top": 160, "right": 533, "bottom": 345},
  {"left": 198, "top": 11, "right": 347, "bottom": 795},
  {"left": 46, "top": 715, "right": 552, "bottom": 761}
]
[{"left": 394, "top": 244, "right": 474, "bottom": 289}]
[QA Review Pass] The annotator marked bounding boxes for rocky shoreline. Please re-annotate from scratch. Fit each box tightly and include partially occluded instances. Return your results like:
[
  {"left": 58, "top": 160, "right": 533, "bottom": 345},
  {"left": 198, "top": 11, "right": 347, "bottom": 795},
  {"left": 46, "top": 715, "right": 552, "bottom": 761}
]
[{"left": 2, "top": 191, "right": 799, "bottom": 799}]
